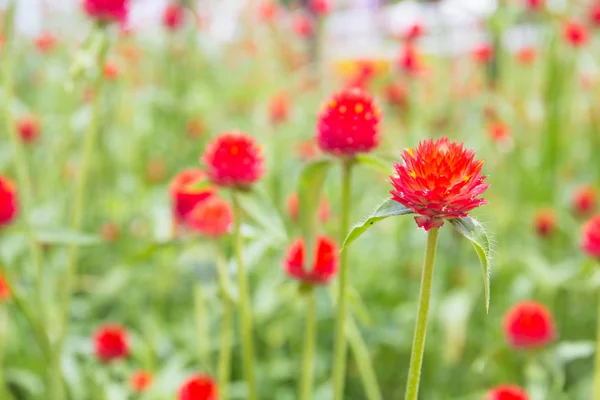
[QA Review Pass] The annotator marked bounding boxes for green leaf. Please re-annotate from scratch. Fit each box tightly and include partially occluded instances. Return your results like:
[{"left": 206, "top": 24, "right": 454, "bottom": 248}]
[
  {"left": 342, "top": 198, "right": 413, "bottom": 251},
  {"left": 35, "top": 228, "right": 102, "bottom": 246},
  {"left": 449, "top": 217, "right": 492, "bottom": 313},
  {"left": 297, "top": 159, "right": 333, "bottom": 271},
  {"left": 355, "top": 154, "right": 392, "bottom": 176},
  {"left": 235, "top": 189, "right": 287, "bottom": 241}
]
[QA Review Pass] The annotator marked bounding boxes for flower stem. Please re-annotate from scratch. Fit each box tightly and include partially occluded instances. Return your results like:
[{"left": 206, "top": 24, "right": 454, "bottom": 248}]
[
  {"left": 215, "top": 244, "right": 233, "bottom": 400},
  {"left": 332, "top": 159, "right": 353, "bottom": 400},
  {"left": 405, "top": 226, "right": 440, "bottom": 400},
  {"left": 231, "top": 191, "right": 257, "bottom": 400},
  {"left": 593, "top": 288, "right": 600, "bottom": 400},
  {"left": 300, "top": 286, "right": 316, "bottom": 400},
  {"left": 193, "top": 285, "right": 211, "bottom": 371}
]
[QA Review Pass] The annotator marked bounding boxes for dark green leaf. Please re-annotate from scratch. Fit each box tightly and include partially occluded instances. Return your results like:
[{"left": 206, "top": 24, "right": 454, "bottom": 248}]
[
  {"left": 342, "top": 198, "right": 413, "bottom": 251},
  {"left": 449, "top": 217, "right": 492, "bottom": 312}
]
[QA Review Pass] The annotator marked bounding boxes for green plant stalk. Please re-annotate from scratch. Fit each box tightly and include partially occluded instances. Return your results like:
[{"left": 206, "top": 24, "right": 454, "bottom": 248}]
[
  {"left": 347, "top": 316, "right": 383, "bottom": 400},
  {"left": 300, "top": 286, "right": 316, "bottom": 400},
  {"left": 193, "top": 285, "right": 212, "bottom": 372},
  {"left": 404, "top": 227, "right": 440, "bottom": 400},
  {"left": 593, "top": 288, "right": 600, "bottom": 400},
  {"left": 231, "top": 191, "right": 257, "bottom": 400},
  {"left": 216, "top": 249, "right": 233, "bottom": 400},
  {"left": 332, "top": 160, "right": 353, "bottom": 400}
]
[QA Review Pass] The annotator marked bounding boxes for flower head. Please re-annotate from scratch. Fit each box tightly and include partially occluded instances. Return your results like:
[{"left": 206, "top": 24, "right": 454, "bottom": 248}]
[
  {"left": 269, "top": 92, "right": 291, "bottom": 125},
  {"left": 533, "top": 208, "right": 556, "bottom": 238},
  {"left": 130, "top": 370, "right": 152, "bottom": 393},
  {"left": 403, "top": 22, "right": 425, "bottom": 41},
  {"left": 103, "top": 61, "right": 119, "bottom": 81},
  {"left": 94, "top": 323, "right": 129, "bottom": 362},
  {"left": 35, "top": 32, "right": 57, "bottom": 53},
  {"left": 294, "top": 14, "right": 314, "bottom": 38},
  {"left": 488, "top": 121, "right": 511, "bottom": 143},
  {"left": 590, "top": 3, "right": 600, "bottom": 26},
  {"left": 487, "top": 385, "right": 528, "bottom": 400},
  {"left": 572, "top": 185, "right": 597, "bottom": 217},
  {"left": 390, "top": 137, "right": 489, "bottom": 230},
  {"left": 186, "top": 118, "right": 206, "bottom": 139},
  {"left": 16, "top": 115, "right": 41, "bottom": 144},
  {"left": 310, "top": 0, "right": 331, "bottom": 16},
  {"left": 202, "top": 132, "right": 264, "bottom": 188},
  {"left": 472, "top": 43, "right": 494, "bottom": 64},
  {"left": 581, "top": 215, "right": 600, "bottom": 259},
  {"left": 563, "top": 21, "right": 588, "bottom": 47},
  {"left": 0, "top": 177, "right": 18, "bottom": 227},
  {"left": 385, "top": 82, "right": 408, "bottom": 108},
  {"left": 316, "top": 87, "right": 381, "bottom": 156},
  {"left": 83, "top": 0, "right": 129, "bottom": 23},
  {"left": 258, "top": 2, "right": 278, "bottom": 23},
  {"left": 524, "top": 0, "right": 543, "bottom": 11},
  {"left": 188, "top": 197, "right": 234, "bottom": 238},
  {"left": 163, "top": 4, "right": 185, "bottom": 30},
  {"left": 503, "top": 301, "right": 555, "bottom": 349},
  {"left": 178, "top": 375, "right": 218, "bottom": 400},
  {"left": 170, "top": 169, "right": 214, "bottom": 223},
  {"left": 285, "top": 236, "right": 338, "bottom": 285},
  {"left": 0, "top": 273, "right": 10, "bottom": 301},
  {"left": 516, "top": 47, "right": 536, "bottom": 65},
  {"left": 398, "top": 44, "right": 422, "bottom": 75}
]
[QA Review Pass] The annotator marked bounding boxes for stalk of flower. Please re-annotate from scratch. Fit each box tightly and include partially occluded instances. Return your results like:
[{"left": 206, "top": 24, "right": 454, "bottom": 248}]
[
  {"left": 188, "top": 196, "right": 235, "bottom": 400},
  {"left": 202, "top": 131, "right": 264, "bottom": 400},
  {"left": 284, "top": 236, "right": 338, "bottom": 400}
]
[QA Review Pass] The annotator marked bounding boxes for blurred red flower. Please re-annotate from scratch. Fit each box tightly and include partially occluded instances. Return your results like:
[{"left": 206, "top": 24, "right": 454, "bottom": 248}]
[
  {"left": 572, "top": 185, "right": 597, "bottom": 217},
  {"left": 294, "top": 14, "right": 314, "bottom": 38},
  {"left": 170, "top": 169, "right": 214, "bottom": 223},
  {"left": 590, "top": 3, "right": 600, "bottom": 26},
  {"left": 398, "top": 44, "right": 422, "bottom": 75},
  {"left": 487, "top": 121, "right": 511, "bottom": 143},
  {"left": 0, "top": 176, "right": 18, "bottom": 227},
  {"left": 103, "top": 61, "right": 119, "bottom": 80},
  {"left": 178, "top": 375, "right": 217, "bottom": 400},
  {"left": 83, "top": 0, "right": 128, "bottom": 23},
  {"left": 310, "top": 0, "right": 331, "bottom": 16},
  {"left": 35, "top": 32, "right": 57, "bottom": 53},
  {"left": 287, "top": 193, "right": 330, "bottom": 223},
  {"left": 403, "top": 22, "right": 425, "bottom": 42},
  {"left": 390, "top": 137, "right": 489, "bottom": 231},
  {"left": 582, "top": 215, "right": 600, "bottom": 259},
  {"left": 504, "top": 301, "right": 555, "bottom": 349},
  {"left": 130, "top": 370, "right": 152, "bottom": 393},
  {"left": 296, "top": 139, "right": 320, "bottom": 161},
  {"left": 269, "top": 92, "right": 291, "bottom": 125},
  {"left": 0, "top": 273, "right": 10, "bottom": 301},
  {"left": 563, "top": 21, "right": 588, "bottom": 47},
  {"left": 203, "top": 132, "right": 264, "bottom": 188},
  {"left": 258, "top": 2, "right": 278, "bottom": 23},
  {"left": 94, "top": 324, "right": 129, "bottom": 362},
  {"left": 533, "top": 208, "right": 556, "bottom": 238},
  {"left": 16, "top": 115, "right": 41, "bottom": 144},
  {"left": 285, "top": 236, "right": 338, "bottom": 285},
  {"left": 516, "top": 47, "right": 536, "bottom": 65},
  {"left": 487, "top": 385, "right": 528, "bottom": 400},
  {"left": 316, "top": 87, "right": 381, "bottom": 156},
  {"left": 385, "top": 81, "right": 408, "bottom": 108},
  {"left": 472, "top": 43, "right": 494, "bottom": 64},
  {"left": 163, "top": 4, "right": 185, "bottom": 31},
  {"left": 188, "top": 197, "right": 234, "bottom": 238},
  {"left": 524, "top": 0, "right": 544, "bottom": 11}
]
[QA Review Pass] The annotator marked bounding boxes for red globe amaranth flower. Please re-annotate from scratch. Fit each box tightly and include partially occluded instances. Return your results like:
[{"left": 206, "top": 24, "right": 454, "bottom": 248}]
[
  {"left": 504, "top": 301, "right": 555, "bottom": 349},
  {"left": 563, "top": 21, "right": 588, "bottom": 47},
  {"left": 403, "top": 22, "right": 425, "bottom": 42},
  {"left": 163, "top": 4, "right": 185, "bottom": 30},
  {"left": 203, "top": 132, "right": 264, "bottom": 188},
  {"left": 590, "top": 3, "right": 600, "bottom": 26},
  {"left": 131, "top": 370, "right": 152, "bottom": 393},
  {"left": 285, "top": 236, "right": 338, "bottom": 285},
  {"left": 287, "top": 193, "right": 330, "bottom": 223},
  {"left": 296, "top": 139, "right": 320, "bottom": 161},
  {"left": 310, "top": 0, "right": 331, "bottom": 16},
  {"left": 488, "top": 122, "right": 511, "bottom": 143},
  {"left": 269, "top": 92, "right": 291, "bottom": 125},
  {"left": 35, "top": 32, "right": 57, "bottom": 53},
  {"left": 472, "top": 43, "right": 494, "bottom": 64},
  {"left": 0, "top": 177, "right": 18, "bottom": 227},
  {"left": 316, "top": 88, "right": 381, "bottom": 156},
  {"left": 103, "top": 61, "right": 119, "bottom": 81},
  {"left": 572, "top": 185, "right": 597, "bottom": 217},
  {"left": 178, "top": 375, "right": 218, "bottom": 400},
  {"left": 169, "top": 169, "right": 214, "bottom": 223},
  {"left": 398, "top": 44, "right": 421, "bottom": 75},
  {"left": 0, "top": 273, "right": 10, "bottom": 301},
  {"left": 385, "top": 82, "right": 408, "bottom": 108},
  {"left": 100, "top": 222, "right": 120, "bottom": 242},
  {"left": 516, "top": 47, "right": 536, "bottom": 65},
  {"left": 534, "top": 209, "right": 556, "bottom": 238},
  {"left": 581, "top": 215, "right": 600, "bottom": 259},
  {"left": 487, "top": 385, "right": 528, "bottom": 400},
  {"left": 258, "top": 2, "right": 278, "bottom": 23},
  {"left": 524, "top": 0, "right": 543, "bottom": 11},
  {"left": 390, "top": 137, "right": 489, "bottom": 231},
  {"left": 16, "top": 116, "right": 41, "bottom": 144},
  {"left": 294, "top": 14, "right": 314, "bottom": 38},
  {"left": 188, "top": 197, "right": 233, "bottom": 238},
  {"left": 83, "top": 0, "right": 129, "bottom": 23},
  {"left": 94, "top": 324, "right": 129, "bottom": 362}
]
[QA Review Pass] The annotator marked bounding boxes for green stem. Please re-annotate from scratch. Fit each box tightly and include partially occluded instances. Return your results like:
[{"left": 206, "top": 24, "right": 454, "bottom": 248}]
[
  {"left": 593, "top": 289, "right": 600, "bottom": 400},
  {"left": 215, "top": 243, "right": 233, "bottom": 400},
  {"left": 193, "top": 285, "right": 211, "bottom": 372},
  {"left": 231, "top": 191, "right": 257, "bottom": 400},
  {"left": 332, "top": 160, "right": 353, "bottom": 400},
  {"left": 300, "top": 287, "right": 316, "bottom": 400},
  {"left": 405, "top": 227, "right": 440, "bottom": 400},
  {"left": 347, "top": 316, "right": 383, "bottom": 400}
]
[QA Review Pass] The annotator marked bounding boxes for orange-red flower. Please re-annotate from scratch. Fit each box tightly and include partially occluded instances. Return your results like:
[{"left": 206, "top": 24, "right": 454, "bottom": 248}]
[
  {"left": 0, "top": 177, "right": 18, "bottom": 227},
  {"left": 488, "top": 121, "right": 511, "bottom": 143},
  {"left": 524, "top": 0, "right": 543, "bottom": 11},
  {"left": 287, "top": 193, "right": 329, "bottom": 223},
  {"left": 202, "top": 132, "right": 264, "bottom": 188},
  {"left": 310, "top": 0, "right": 331, "bottom": 16},
  {"left": 103, "top": 61, "right": 119, "bottom": 81},
  {"left": 35, "top": 32, "right": 57, "bottom": 53},
  {"left": 503, "top": 301, "right": 555, "bottom": 349},
  {"left": 94, "top": 324, "right": 129, "bottom": 362},
  {"left": 169, "top": 169, "right": 214, "bottom": 223},
  {"left": 178, "top": 375, "right": 217, "bottom": 400},
  {"left": 390, "top": 137, "right": 489, "bottom": 231},
  {"left": 572, "top": 185, "right": 597, "bottom": 217},
  {"left": 487, "top": 385, "right": 528, "bottom": 400},
  {"left": 398, "top": 44, "right": 422, "bottom": 75},
  {"left": 285, "top": 236, "right": 338, "bottom": 285},
  {"left": 516, "top": 47, "right": 536, "bottom": 65},
  {"left": 163, "top": 4, "right": 185, "bottom": 31},
  {"left": 472, "top": 43, "right": 494, "bottom": 64},
  {"left": 294, "top": 14, "right": 314, "bottom": 38},
  {"left": 590, "top": 3, "right": 600, "bottom": 26},
  {"left": 403, "top": 22, "right": 425, "bottom": 42},
  {"left": 533, "top": 208, "right": 556, "bottom": 238},
  {"left": 188, "top": 197, "right": 233, "bottom": 238},
  {"left": 130, "top": 370, "right": 152, "bottom": 393},
  {"left": 258, "top": 1, "right": 278, "bottom": 23},
  {"left": 0, "top": 273, "right": 10, "bottom": 301},
  {"left": 316, "top": 87, "right": 381, "bottom": 156},
  {"left": 16, "top": 115, "right": 41, "bottom": 144},
  {"left": 269, "top": 92, "right": 291, "bottom": 125},
  {"left": 83, "top": 0, "right": 128, "bottom": 23},
  {"left": 582, "top": 215, "right": 600, "bottom": 259},
  {"left": 563, "top": 21, "right": 588, "bottom": 47},
  {"left": 385, "top": 82, "right": 408, "bottom": 108}
]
